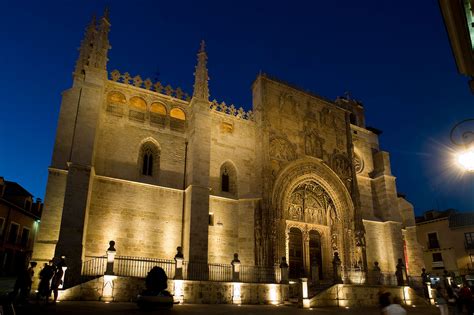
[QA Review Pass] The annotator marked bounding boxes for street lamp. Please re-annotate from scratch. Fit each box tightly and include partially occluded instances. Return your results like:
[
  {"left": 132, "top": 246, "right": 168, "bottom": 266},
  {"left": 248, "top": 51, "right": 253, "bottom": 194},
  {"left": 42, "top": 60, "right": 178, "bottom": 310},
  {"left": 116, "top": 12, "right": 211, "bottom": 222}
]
[{"left": 450, "top": 119, "right": 474, "bottom": 172}]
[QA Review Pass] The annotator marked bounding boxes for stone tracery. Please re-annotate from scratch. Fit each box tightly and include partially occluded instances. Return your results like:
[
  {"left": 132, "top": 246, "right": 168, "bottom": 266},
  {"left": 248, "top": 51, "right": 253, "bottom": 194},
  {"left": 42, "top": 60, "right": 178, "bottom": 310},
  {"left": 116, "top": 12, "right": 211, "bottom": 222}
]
[{"left": 286, "top": 181, "right": 337, "bottom": 226}]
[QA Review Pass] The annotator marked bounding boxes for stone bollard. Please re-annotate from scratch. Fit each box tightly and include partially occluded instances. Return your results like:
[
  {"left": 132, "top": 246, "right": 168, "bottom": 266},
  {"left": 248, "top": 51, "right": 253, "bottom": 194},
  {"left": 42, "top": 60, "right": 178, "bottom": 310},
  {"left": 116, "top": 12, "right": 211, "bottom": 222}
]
[
  {"left": 332, "top": 252, "right": 342, "bottom": 284},
  {"left": 279, "top": 257, "right": 289, "bottom": 284},
  {"left": 231, "top": 253, "right": 241, "bottom": 282},
  {"left": 174, "top": 246, "right": 184, "bottom": 280},
  {"left": 105, "top": 240, "right": 116, "bottom": 275},
  {"left": 299, "top": 278, "right": 310, "bottom": 308}
]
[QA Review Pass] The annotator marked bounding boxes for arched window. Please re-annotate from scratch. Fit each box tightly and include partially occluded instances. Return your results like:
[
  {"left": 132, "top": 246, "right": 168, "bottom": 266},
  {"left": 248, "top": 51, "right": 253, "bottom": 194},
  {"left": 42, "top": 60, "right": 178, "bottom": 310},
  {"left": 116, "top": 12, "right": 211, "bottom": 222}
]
[
  {"left": 142, "top": 147, "right": 154, "bottom": 176},
  {"left": 170, "top": 107, "right": 186, "bottom": 132},
  {"left": 221, "top": 168, "right": 230, "bottom": 192},
  {"left": 129, "top": 96, "right": 147, "bottom": 122},
  {"left": 106, "top": 91, "right": 126, "bottom": 116},
  {"left": 138, "top": 141, "right": 160, "bottom": 178},
  {"left": 219, "top": 161, "right": 237, "bottom": 196}
]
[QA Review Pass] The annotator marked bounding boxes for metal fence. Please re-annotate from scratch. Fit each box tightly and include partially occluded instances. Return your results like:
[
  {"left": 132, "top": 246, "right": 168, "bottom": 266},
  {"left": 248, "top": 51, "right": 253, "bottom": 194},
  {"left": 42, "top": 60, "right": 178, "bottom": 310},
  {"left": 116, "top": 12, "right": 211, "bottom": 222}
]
[
  {"left": 114, "top": 256, "right": 175, "bottom": 279},
  {"left": 82, "top": 256, "right": 107, "bottom": 276}
]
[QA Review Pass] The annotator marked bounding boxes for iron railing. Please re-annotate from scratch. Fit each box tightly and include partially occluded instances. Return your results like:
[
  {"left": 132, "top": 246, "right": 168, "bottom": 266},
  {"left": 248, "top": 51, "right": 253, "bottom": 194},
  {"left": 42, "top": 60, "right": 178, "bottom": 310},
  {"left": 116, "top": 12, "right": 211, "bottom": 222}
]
[
  {"left": 114, "top": 256, "right": 175, "bottom": 279},
  {"left": 82, "top": 256, "right": 107, "bottom": 276}
]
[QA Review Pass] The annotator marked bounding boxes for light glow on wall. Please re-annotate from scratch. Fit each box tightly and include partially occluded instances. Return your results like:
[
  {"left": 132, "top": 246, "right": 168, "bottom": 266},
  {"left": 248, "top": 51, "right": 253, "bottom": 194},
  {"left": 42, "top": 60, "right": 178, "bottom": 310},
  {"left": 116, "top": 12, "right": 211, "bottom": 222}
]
[
  {"left": 403, "top": 286, "right": 411, "bottom": 305},
  {"left": 102, "top": 275, "right": 117, "bottom": 302},
  {"left": 232, "top": 282, "right": 242, "bottom": 305},
  {"left": 174, "top": 280, "right": 184, "bottom": 304},
  {"left": 267, "top": 284, "right": 279, "bottom": 305}
]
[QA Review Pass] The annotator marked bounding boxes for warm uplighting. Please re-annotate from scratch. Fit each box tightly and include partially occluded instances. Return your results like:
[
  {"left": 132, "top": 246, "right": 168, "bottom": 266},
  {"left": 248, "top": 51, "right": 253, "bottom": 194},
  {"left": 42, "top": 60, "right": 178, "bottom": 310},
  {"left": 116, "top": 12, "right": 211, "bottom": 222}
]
[{"left": 457, "top": 148, "right": 474, "bottom": 172}]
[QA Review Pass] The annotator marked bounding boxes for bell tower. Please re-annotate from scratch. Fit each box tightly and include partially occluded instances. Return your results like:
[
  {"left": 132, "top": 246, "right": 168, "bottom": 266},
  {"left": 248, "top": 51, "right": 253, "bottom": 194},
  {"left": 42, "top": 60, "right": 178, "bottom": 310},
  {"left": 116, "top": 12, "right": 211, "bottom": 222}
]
[{"left": 33, "top": 8, "right": 111, "bottom": 287}]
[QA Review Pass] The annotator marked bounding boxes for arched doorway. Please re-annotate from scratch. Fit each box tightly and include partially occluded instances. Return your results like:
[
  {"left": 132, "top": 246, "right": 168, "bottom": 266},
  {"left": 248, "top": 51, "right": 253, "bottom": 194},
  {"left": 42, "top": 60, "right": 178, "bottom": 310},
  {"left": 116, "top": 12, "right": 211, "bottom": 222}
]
[
  {"left": 288, "top": 227, "right": 303, "bottom": 279},
  {"left": 309, "top": 230, "right": 323, "bottom": 280}
]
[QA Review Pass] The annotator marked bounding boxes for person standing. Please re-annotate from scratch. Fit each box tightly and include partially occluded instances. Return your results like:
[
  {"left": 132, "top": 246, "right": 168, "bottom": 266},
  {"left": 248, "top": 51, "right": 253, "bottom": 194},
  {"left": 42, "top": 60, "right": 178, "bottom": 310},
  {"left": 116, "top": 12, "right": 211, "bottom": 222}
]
[
  {"left": 50, "top": 260, "right": 64, "bottom": 304},
  {"left": 37, "top": 260, "right": 54, "bottom": 303}
]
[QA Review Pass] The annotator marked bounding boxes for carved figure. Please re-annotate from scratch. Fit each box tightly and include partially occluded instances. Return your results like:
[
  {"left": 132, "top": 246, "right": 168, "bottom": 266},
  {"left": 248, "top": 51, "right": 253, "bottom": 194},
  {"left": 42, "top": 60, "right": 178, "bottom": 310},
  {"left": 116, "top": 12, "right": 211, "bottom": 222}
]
[
  {"left": 270, "top": 138, "right": 295, "bottom": 161},
  {"left": 332, "top": 252, "right": 342, "bottom": 283},
  {"left": 305, "top": 131, "right": 324, "bottom": 158}
]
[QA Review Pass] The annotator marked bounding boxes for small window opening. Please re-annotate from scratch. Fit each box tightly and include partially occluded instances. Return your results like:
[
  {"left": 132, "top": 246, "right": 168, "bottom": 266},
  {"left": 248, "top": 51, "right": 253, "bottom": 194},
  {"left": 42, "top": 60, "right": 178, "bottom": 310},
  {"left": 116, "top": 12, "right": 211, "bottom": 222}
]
[
  {"left": 142, "top": 152, "right": 153, "bottom": 176},
  {"left": 221, "top": 168, "right": 229, "bottom": 192}
]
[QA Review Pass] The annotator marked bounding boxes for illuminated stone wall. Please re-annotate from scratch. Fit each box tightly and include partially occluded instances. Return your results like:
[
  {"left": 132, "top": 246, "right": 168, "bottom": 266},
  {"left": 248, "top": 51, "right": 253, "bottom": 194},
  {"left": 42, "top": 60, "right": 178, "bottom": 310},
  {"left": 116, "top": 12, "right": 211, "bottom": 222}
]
[
  {"left": 33, "top": 46, "right": 424, "bottom": 284},
  {"left": 84, "top": 176, "right": 184, "bottom": 258}
]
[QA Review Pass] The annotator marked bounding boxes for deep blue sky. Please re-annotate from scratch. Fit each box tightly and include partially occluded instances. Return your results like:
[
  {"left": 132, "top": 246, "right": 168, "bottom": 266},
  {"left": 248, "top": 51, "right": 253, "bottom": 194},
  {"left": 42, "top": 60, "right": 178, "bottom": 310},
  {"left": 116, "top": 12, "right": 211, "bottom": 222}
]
[{"left": 0, "top": 0, "right": 472, "bottom": 214}]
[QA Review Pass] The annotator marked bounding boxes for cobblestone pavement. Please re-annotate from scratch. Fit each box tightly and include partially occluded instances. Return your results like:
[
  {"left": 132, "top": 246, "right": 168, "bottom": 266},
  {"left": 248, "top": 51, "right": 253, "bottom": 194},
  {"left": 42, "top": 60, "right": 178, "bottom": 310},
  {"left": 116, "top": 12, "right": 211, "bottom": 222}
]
[{"left": 8, "top": 301, "right": 440, "bottom": 315}]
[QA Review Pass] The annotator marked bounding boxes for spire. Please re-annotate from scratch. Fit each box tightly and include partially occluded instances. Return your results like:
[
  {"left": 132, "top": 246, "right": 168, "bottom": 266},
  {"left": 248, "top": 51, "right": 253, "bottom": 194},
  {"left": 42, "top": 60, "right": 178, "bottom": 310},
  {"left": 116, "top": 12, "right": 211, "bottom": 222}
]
[
  {"left": 74, "top": 8, "right": 111, "bottom": 78},
  {"left": 74, "top": 14, "right": 97, "bottom": 76},
  {"left": 192, "top": 40, "right": 209, "bottom": 101},
  {"left": 88, "top": 7, "right": 111, "bottom": 70}
]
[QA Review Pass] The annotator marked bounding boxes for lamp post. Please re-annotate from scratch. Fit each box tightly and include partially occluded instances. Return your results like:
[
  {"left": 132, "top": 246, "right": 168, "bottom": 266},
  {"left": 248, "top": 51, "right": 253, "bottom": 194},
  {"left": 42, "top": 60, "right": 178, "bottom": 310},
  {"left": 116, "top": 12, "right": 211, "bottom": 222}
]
[{"left": 450, "top": 119, "right": 474, "bottom": 172}]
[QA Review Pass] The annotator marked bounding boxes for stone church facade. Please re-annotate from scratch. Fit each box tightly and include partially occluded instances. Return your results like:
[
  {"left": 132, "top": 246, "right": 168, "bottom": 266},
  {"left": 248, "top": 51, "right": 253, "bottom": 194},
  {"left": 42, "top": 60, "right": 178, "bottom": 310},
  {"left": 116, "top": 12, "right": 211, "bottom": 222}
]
[{"left": 32, "top": 11, "right": 423, "bottom": 285}]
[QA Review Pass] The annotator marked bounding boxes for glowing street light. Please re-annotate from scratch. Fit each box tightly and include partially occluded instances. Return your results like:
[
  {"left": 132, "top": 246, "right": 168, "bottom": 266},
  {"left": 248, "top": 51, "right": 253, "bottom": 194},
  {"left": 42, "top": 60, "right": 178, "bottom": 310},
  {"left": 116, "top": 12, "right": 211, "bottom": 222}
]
[
  {"left": 450, "top": 119, "right": 474, "bottom": 172},
  {"left": 457, "top": 148, "right": 474, "bottom": 172}
]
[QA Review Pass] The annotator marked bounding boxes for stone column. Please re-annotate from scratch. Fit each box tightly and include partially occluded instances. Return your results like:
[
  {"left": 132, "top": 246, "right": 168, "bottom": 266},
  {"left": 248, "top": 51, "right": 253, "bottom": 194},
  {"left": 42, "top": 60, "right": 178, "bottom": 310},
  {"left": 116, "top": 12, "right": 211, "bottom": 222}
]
[{"left": 303, "top": 230, "right": 310, "bottom": 277}]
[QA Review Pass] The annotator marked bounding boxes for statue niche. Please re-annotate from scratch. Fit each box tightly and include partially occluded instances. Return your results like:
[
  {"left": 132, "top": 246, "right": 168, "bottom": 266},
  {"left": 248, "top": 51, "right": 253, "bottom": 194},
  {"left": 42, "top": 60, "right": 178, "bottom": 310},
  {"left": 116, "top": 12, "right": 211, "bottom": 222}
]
[
  {"left": 305, "top": 131, "right": 324, "bottom": 159},
  {"left": 286, "top": 181, "right": 338, "bottom": 226}
]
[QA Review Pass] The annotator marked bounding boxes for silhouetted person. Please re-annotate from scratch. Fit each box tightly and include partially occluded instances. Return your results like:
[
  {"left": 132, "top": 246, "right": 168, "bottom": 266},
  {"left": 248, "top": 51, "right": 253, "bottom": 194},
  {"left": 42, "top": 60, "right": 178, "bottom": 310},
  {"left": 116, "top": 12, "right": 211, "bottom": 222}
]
[
  {"left": 12, "top": 261, "right": 36, "bottom": 304},
  {"left": 144, "top": 266, "right": 168, "bottom": 295},
  {"left": 50, "top": 260, "right": 64, "bottom": 304},
  {"left": 37, "top": 260, "right": 54, "bottom": 302}
]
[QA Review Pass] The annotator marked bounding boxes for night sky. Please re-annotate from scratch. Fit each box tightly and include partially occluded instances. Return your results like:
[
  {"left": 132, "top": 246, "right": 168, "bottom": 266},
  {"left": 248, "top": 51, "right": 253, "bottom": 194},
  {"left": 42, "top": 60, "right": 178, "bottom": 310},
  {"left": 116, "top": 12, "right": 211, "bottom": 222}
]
[{"left": 0, "top": 0, "right": 472, "bottom": 215}]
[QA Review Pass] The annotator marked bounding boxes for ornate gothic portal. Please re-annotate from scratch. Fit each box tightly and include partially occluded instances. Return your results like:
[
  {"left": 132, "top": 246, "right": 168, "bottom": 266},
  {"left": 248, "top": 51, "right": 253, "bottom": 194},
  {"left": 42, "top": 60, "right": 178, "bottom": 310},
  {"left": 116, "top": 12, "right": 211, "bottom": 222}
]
[
  {"left": 286, "top": 181, "right": 335, "bottom": 279},
  {"left": 271, "top": 159, "right": 358, "bottom": 281}
]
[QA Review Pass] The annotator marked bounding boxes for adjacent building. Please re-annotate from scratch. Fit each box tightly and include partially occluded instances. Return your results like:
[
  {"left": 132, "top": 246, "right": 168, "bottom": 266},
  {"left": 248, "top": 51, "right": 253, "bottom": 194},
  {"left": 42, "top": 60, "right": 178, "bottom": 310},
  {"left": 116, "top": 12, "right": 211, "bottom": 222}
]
[
  {"left": 416, "top": 209, "right": 474, "bottom": 276},
  {"left": 32, "top": 11, "right": 424, "bottom": 287},
  {"left": 0, "top": 177, "right": 42, "bottom": 275},
  {"left": 439, "top": 0, "right": 474, "bottom": 93}
]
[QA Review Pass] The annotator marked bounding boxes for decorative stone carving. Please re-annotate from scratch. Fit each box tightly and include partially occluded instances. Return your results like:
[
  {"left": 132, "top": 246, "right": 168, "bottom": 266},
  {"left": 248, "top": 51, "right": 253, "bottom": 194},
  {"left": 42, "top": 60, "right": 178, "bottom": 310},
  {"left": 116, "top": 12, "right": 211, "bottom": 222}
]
[
  {"left": 270, "top": 138, "right": 296, "bottom": 161},
  {"left": 320, "top": 107, "right": 336, "bottom": 128},
  {"left": 353, "top": 153, "right": 364, "bottom": 174},
  {"left": 331, "top": 233, "right": 338, "bottom": 251},
  {"left": 305, "top": 131, "right": 324, "bottom": 159},
  {"left": 286, "top": 181, "right": 338, "bottom": 226},
  {"left": 279, "top": 93, "right": 298, "bottom": 112},
  {"left": 331, "top": 153, "right": 352, "bottom": 182}
]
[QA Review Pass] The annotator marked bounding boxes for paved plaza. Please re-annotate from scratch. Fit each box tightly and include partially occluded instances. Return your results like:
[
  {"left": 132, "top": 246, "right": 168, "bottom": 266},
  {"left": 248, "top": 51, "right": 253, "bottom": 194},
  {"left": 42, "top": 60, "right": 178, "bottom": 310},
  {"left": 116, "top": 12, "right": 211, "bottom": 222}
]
[{"left": 10, "top": 302, "right": 440, "bottom": 315}]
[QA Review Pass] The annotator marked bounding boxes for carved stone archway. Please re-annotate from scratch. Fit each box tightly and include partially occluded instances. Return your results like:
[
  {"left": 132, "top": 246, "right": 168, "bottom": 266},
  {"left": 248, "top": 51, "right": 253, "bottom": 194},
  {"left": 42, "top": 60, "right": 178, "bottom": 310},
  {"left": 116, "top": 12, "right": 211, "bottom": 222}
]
[{"left": 272, "top": 158, "right": 356, "bottom": 278}]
